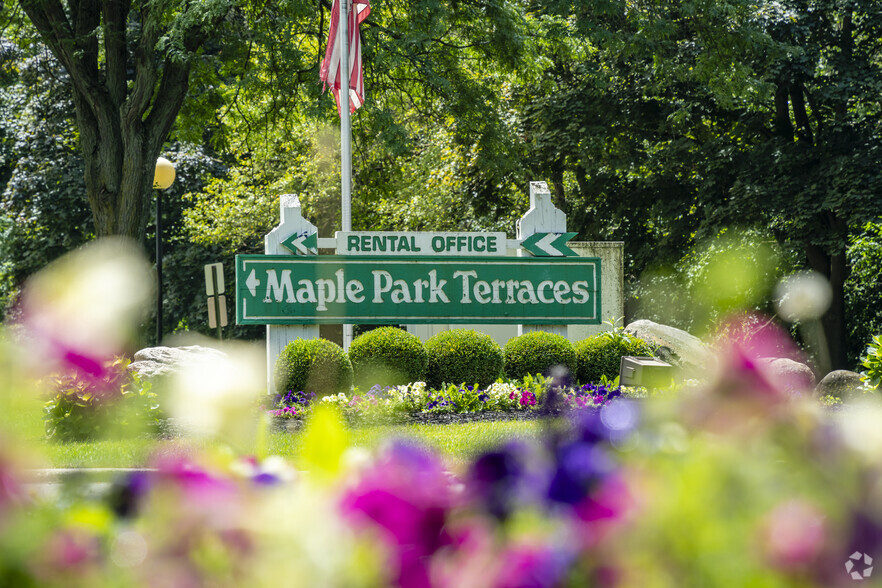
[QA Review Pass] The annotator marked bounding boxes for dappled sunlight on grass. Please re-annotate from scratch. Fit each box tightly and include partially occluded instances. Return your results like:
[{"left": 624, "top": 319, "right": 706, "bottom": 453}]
[
  {"left": 41, "top": 420, "right": 548, "bottom": 469},
  {"left": 42, "top": 438, "right": 212, "bottom": 468}
]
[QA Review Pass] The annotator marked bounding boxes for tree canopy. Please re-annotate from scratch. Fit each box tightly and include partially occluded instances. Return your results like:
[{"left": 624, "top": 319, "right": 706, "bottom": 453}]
[
  {"left": 2, "top": 0, "right": 881, "bottom": 367},
  {"left": 13, "top": 0, "right": 236, "bottom": 239}
]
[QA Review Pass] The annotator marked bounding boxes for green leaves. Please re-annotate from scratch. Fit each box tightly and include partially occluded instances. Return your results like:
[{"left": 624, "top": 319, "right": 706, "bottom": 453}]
[
  {"left": 860, "top": 334, "right": 882, "bottom": 390},
  {"left": 43, "top": 357, "right": 161, "bottom": 442}
]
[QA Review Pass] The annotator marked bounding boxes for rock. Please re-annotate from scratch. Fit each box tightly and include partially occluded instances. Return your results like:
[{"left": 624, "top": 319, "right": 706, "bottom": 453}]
[
  {"left": 129, "top": 345, "right": 227, "bottom": 380},
  {"left": 758, "top": 357, "right": 816, "bottom": 395},
  {"left": 623, "top": 319, "right": 712, "bottom": 373},
  {"left": 814, "top": 370, "right": 865, "bottom": 399}
]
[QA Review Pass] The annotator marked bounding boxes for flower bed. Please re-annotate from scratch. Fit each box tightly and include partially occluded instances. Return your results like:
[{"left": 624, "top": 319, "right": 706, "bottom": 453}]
[{"left": 267, "top": 375, "right": 627, "bottom": 428}]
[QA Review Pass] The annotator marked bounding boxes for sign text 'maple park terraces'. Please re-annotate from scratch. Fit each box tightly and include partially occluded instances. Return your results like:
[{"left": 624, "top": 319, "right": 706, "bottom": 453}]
[
  {"left": 235, "top": 185, "right": 604, "bottom": 329},
  {"left": 237, "top": 254, "right": 601, "bottom": 325}
]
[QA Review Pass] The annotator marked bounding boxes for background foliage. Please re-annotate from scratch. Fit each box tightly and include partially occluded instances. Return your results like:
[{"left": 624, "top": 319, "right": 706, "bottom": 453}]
[{"left": 1, "top": 0, "right": 881, "bottom": 367}]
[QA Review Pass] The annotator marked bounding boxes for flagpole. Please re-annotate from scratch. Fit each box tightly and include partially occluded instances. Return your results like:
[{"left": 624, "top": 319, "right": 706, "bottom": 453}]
[
  {"left": 340, "top": 0, "right": 354, "bottom": 349},
  {"left": 340, "top": 0, "right": 352, "bottom": 233}
]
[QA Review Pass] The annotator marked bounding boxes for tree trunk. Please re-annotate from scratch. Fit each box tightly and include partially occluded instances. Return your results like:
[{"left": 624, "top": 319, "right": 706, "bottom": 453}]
[
  {"left": 806, "top": 243, "right": 850, "bottom": 372},
  {"left": 20, "top": 0, "right": 226, "bottom": 242},
  {"left": 71, "top": 89, "right": 159, "bottom": 241},
  {"left": 549, "top": 160, "right": 568, "bottom": 214},
  {"left": 774, "top": 83, "right": 793, "bottom": 138}
]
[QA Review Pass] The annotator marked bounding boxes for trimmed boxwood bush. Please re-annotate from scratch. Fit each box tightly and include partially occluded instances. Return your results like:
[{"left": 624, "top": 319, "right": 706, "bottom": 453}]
[
  {"left": 503, "top": 331, "right": 577, "bottom": 380},
  {"left": 425, "top": 329, "right": 504, "bottom": 389},
  {"left": 274, "top": 338, "right": 352, "bottom": 396},
  {"left": 348, "top": 327, "right": 428, "bottom": 388},
  {"left": 575, "top": 331, "right": 655, "bottom": 384}
]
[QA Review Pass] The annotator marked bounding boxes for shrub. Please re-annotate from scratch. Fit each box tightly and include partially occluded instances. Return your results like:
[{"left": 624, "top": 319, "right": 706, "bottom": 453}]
[
  {"left": 503, "top": 331, "right": 577, "bottom": 381},
  {"left": 43, "top": 356, "right": 160, "bottom": 442},
  {"left": 860, "top": 334, "right": 882, "bottom": 390},
  {"left": 575, "top": 330, "right": 656, "bottom": 384},
  {"left": 274, "top": 338, "right": 352, "bottom": 396},
  {"left": 348, "top": 327, "right": 428, "bottom": 388},
  {"left": 425, "top": 329, "right": 504, "bottom": 389}
]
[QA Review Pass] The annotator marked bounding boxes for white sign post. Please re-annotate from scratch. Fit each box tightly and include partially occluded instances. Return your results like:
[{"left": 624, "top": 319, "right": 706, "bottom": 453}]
[
  {"left": 516, "top": 181, "right": 567, "bottom": 337},
  {"left": 264, "top": 195, "right": 319, "bottom": 393}
]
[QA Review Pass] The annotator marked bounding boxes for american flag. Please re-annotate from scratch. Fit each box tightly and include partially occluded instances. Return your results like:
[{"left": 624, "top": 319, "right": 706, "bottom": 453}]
[{"left": 320, "top": 0, "right": 371, "bottom": 114}]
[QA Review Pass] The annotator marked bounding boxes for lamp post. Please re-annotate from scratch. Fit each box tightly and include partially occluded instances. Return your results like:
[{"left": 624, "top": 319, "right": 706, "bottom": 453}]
[{"left": 153, "top": 157, "right": 176, "bottom": 346}]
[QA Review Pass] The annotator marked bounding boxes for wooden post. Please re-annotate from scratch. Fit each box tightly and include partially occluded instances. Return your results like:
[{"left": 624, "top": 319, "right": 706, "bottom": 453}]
[
  {"left": 265, "top": 195, "right": 319, "bottom": 393},
  {"left": 517, "top": 181, "right": 567, "bottom": 337}
]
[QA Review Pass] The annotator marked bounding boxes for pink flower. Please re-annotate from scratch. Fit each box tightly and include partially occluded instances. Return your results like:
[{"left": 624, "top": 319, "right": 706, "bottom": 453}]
[
  {"left": 761, "top": 499, "right": 827, "bottom": 570},
  {"left": 42, "top": 529, "right": 101, "bottom": 572},
  {"left": 572, "top": 474, "right": 632, "bottom": 549},
  {"left": 519, "top": 390, "right": 537, "bottom": 407},
  {"left": 269, "top": 406, "right": 298, "bottom": 417},
  {"left": 148, "top": 455, "right": 239, "bottom": 506},
  {"left": 341, "top": 443, "right": 456, "bottom": 588},
  {"left": 712, "top": 312, "right": 814, "bottom": 399},
  {"left": 494, "top": 545, "right": 569, "bottom": 588}
]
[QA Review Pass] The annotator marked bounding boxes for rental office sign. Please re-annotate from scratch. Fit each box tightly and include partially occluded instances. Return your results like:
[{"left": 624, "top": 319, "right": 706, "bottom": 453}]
[{"left": 236, "top": 255, "right": 601, "bottom": 325}]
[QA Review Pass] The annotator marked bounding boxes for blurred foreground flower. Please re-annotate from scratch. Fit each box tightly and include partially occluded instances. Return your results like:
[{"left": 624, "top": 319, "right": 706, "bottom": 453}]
[
  {"left": 3, "top": 253, "right": 882, "bottom": 588},
  {"left": 17, "top": 238, "right": 152, "bottom": 379},
  {"left": 775, "top": 271, "right": 833, "bottom": 322},
  {"left": 168, "top": 340, "right": 264, "bottom": 447},
  {"left": 691, "top": 313, "right": 815, "bottom": 434},
  {"left": 342, "top": 442, "right": 455, "bottom": 588}
]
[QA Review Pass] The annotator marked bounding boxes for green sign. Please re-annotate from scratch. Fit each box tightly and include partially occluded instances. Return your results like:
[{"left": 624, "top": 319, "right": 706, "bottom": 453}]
[{"left": 236, "top": 255, "right": 601, "bottom": 325}]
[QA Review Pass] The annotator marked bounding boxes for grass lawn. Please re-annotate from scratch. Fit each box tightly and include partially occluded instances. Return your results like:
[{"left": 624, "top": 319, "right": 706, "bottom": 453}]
[{"left": 41, "top": 419, "right": 549, "bottom": 469}]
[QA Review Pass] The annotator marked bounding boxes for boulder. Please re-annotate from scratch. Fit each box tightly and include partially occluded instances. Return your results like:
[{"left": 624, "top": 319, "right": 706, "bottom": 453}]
[
  {"left": 814, "top": 370, "right": 865, "bottom": 399},
  {"left": 758, "top": 357, "right": 816, "bottom": 395},
  {"left": 624, "top": 320, "right": 712, "bottom": 373},
  {"left": 129, "top": 345, "right": 227, "bottom": 380}
]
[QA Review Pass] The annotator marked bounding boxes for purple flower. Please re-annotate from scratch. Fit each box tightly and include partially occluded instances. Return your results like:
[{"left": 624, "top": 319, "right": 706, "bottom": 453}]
[
  {"left": 570, "top": 409, "right": 612, "bottom": 445},
  {"left": 252, "top": 472, "right": 282, "bottom": 486},
  {"left": 43, "top": 528, "right": 101, "bottom": 572},
  {"left": 468, "top": 445, "right": 528, "bottom": 521},
  {"left": 546, "top": 442, "right": 615, "bottom": 506},
  {"left": 108, "top": 470, "right": 152, "bottom": 519},
  {"left": 148, "top": 455, "right": 238, "bottom": 505}
]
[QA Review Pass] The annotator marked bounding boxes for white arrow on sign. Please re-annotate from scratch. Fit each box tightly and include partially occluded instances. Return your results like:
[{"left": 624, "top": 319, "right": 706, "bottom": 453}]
[
  {"left": 246, "top": 269, "right": 261, "bottom": 297},
  {"left": 288, "top": 235, "right": 309, "bottom": 254},
  {"left": 280, "top": 232, "right": 318, "bottom": 255},
  {"left": 535, "top": 233, "right": 561, "bottom": 255}
]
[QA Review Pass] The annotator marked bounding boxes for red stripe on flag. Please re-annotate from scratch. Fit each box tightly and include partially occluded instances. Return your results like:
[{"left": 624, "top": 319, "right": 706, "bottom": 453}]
[{"left": 320, "top": 0, "right": 371, "bottom": 115}]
